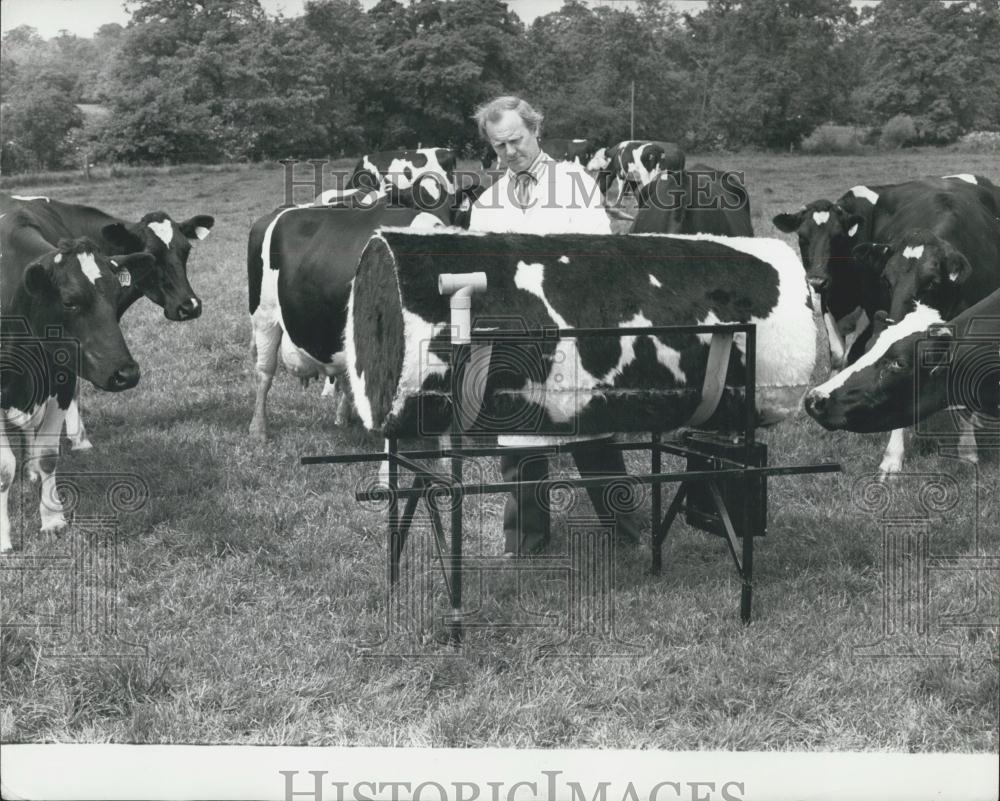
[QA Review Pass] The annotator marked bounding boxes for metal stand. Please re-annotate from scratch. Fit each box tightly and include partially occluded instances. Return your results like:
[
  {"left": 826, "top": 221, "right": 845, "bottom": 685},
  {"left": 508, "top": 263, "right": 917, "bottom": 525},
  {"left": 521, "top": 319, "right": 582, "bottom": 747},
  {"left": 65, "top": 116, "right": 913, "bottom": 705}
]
[{"left": 303, "top": 321, "right": 841, "bottom": 638}]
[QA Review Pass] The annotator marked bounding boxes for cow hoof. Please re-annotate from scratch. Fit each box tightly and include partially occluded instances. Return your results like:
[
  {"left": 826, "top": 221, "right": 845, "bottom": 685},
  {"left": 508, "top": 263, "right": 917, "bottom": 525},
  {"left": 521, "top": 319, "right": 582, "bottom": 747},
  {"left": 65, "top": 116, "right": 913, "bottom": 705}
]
[
  {"left": 249, "top": 426, "right": 269, "bottom": 441},
  {"left": 40, "top": 517, "right": 68, "bottom": 535},
  {"left": 958, "top": 450, "right": 979, "bottom": 465},
  {"left": 877, "top": 461, "right": 903, "bottom": 480}
]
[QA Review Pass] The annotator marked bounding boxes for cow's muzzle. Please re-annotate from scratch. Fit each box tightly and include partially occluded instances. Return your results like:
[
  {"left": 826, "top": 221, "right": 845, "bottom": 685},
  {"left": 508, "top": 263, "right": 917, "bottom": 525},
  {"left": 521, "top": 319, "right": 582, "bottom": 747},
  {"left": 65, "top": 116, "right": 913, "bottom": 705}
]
[
  {"left": 176, "top": 297, "right": 202, "bottom": 320},
  {"left": 106, "top": 362, "right": 141, "bottom": 392}
]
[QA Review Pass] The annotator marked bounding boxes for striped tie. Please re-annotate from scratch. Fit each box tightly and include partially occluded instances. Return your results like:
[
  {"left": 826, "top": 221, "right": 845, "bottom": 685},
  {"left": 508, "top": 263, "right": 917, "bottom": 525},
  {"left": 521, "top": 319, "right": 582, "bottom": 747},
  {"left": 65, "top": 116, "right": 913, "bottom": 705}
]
[{"left": 514, "top": 171, "right": 534, "bottom": 209}]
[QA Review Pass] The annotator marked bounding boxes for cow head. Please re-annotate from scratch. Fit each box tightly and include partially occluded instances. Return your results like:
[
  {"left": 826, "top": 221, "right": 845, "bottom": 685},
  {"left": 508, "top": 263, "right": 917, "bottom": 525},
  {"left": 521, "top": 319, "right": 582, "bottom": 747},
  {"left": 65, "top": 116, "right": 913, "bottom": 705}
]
[
  {"left": 101, "top": 212, "right": 213, "bottom": 321},
  {"left": 586, "top": 145, "right": 611, "bottom": 172},
  {"left": 772, "top": 200, "right": 865, "bottom": 292},
  {"left": 853, "top": 230, "right": 973, "bottom": 324},
  {"left": 20, "top": 239, "right": 155, "bottom": 391},
  {"left": 385, "top": 173, "right": 485, "bottom": 228},
  {"left": 804, "top": 303, "right": 948, "bottom": 432}
]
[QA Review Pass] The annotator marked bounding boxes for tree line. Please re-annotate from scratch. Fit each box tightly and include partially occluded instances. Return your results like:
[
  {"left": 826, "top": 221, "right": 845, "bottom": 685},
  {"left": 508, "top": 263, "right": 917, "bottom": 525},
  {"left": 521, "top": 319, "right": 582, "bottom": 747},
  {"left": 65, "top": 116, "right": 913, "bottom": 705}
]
[{"left": 2, "top": 0, "right": 999, "bottom": 172}]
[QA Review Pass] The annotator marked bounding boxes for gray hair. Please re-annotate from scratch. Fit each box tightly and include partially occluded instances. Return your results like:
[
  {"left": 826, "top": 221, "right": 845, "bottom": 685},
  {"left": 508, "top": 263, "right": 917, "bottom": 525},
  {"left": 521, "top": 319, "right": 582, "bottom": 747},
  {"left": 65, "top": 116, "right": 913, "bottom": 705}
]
[{"left": 473, "top": 96, "right": 544, "bottom": 141}]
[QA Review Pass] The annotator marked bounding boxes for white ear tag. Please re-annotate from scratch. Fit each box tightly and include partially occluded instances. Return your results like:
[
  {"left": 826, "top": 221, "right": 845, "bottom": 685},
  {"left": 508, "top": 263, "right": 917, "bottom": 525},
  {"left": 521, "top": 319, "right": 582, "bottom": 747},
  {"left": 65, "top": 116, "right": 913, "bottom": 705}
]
[
  {"left": 848, "top": 224, "right": 859, "bottom": 237},
  {"left": 118, "top": 269, "right": 132, "bottom": 287},
  {"left": 460, "top": 196, "right": 471, "bottom": 211},
  {"left": 948, "top": 272, "right": 959, "bottom": 282}
]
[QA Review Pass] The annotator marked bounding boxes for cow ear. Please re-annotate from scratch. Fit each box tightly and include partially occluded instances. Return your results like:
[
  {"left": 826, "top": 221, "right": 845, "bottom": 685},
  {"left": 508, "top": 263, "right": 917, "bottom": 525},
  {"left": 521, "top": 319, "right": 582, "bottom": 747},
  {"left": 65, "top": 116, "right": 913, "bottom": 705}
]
[
  {"left": 111, "top": 252, "right": 156, "bottom": 287},
  {"left": 845, "top": 214, "right": 864, "bottom": 238},
  {"left": 24, "top": 261, "right": 52, "bottom": 296},
  {"left": 101, "top": 222, "right": 144, "bottom": 254},
  {"left": 178, "top": 215, "right": 215, "bottom": 241},
  {"left": 772, "top": 211, "right": 803, "bottom": 233},
  {"left": 853, "top": 242, "right": 893, "bottom": 272},
  {"left": 944, "top": 250, "right": 972, "bottom": 284}
]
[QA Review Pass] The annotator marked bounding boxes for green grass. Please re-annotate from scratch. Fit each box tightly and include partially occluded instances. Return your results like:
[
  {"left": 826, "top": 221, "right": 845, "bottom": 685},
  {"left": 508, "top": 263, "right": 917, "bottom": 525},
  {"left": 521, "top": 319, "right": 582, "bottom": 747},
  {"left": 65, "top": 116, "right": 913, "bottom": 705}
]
[{"left": 1, "top": 152, "right": 997, "bottom": 749}]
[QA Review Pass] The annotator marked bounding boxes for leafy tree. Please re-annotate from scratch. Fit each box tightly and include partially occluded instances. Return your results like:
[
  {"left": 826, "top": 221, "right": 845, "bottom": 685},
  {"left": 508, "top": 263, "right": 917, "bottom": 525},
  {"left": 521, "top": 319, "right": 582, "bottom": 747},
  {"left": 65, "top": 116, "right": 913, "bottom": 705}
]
[
  {"left": 854, "top": 0, "right": 1000, "bottom": 143},
  {"left": 102, "top": 0, "right": 329, "bottom": 162},
  {"left": 682, "top": 0, "right": 857, "bottom": 150},
  {"left": 3, "top": 82, "right": 84, "bottom": 169}
]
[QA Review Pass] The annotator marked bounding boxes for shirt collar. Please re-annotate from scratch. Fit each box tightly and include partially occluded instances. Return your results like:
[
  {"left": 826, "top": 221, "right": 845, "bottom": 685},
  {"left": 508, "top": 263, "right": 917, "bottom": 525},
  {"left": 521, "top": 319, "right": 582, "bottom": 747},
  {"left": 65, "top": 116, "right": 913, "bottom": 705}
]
[{"left": 508, "top": 149, "right": 551, "bottom": 183}]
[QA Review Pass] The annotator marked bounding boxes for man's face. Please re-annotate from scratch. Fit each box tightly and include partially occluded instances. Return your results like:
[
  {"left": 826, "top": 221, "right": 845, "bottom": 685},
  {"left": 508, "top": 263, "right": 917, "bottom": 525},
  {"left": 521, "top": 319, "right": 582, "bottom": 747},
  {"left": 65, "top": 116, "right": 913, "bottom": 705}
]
[{"left": 485, "top": 109, "right": 541, "bottom": 173}]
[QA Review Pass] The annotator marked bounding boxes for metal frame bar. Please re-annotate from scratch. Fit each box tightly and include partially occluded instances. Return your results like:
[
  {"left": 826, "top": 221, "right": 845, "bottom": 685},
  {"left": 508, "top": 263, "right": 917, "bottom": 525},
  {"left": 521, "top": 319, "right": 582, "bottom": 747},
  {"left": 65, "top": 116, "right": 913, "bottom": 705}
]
[{"left": 302, "top": 319, "right": 841, "bottom": 637}]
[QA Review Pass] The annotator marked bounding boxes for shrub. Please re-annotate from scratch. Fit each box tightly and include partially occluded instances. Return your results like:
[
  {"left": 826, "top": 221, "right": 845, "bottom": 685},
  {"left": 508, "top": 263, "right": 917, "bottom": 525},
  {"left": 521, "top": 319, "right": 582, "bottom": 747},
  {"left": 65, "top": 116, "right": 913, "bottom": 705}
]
[
  {"left": 949, "top": 130, "right": 1000, "bottom": 153},
  {"left": 879, "top": 114, "right": 918, "bottom": 149},
  {"left": 800, "top": 124, "right": 866, "bottom": 155}
]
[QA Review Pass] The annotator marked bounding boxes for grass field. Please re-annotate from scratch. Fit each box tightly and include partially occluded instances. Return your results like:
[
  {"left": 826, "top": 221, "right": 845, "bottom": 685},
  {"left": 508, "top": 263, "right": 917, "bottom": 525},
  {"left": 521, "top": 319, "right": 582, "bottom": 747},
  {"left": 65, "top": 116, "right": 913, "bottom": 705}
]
[{"left": 1, "top": 151, "right": 997, "bottom": 750}]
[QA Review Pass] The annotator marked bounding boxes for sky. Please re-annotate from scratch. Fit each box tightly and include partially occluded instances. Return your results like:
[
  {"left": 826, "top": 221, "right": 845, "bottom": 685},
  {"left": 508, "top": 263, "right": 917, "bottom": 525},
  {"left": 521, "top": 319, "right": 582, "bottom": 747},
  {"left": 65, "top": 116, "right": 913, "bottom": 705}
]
[
  {"left": 1, "top": 0, "right": 882, "bottom": 39},
  {"left": 0, "top": 0, "right": 686, "bottom": 39}
]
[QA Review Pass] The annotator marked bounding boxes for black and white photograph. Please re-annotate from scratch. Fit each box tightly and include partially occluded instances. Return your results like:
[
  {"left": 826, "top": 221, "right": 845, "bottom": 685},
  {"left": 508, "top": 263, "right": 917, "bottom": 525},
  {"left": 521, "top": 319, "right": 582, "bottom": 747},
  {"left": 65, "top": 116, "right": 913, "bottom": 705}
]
[{"left": 0, "top": 0, "right": 997, "bottom": 799}]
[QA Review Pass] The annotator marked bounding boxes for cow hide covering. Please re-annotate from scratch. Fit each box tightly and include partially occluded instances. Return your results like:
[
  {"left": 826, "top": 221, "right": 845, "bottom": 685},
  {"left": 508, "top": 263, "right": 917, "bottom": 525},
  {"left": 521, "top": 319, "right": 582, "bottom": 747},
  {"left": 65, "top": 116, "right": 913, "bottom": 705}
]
[{"left": 345, "top": 230, "right": 815, "bottom": 437}]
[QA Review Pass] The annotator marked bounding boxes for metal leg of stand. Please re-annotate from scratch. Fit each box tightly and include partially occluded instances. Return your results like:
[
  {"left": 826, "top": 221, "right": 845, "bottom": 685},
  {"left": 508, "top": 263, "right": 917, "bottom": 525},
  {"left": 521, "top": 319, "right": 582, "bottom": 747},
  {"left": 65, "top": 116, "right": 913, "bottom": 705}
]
[
  {"left": 390, "top": 475, "right": 424, "bottom": 583},
  {"left": 653, "top": 482, "right": 688, "bottom": 574},
  {"left": 708, "top": 481, "right": 743, "bottom": 576},
  {"left": 448, "top": 433, "right": 464, "bottom": 645},
  {"left": 425, "top": 486, "right": 454, "bottom": 603},
  {"left": 388, "top": 437, "right": 400, "bottom": 585},
  {"left": 741, "top": 483, "right": 754, "bottom": 625},
  {"left": 707, "top": 479, "right": 754, "bottom": 624},
  {"left": 651, "top": 432, "right": 661, "bottom": 572}
]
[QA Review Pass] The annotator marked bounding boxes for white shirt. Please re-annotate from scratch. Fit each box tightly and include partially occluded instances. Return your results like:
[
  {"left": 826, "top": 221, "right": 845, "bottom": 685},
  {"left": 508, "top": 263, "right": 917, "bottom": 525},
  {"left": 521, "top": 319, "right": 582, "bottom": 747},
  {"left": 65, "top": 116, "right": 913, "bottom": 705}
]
[
  {"left": 470, "top": 155, "right": 612, "bottom": 236},
  {"left": 468, "top": 153, "right": 612, "bottom": 446}
]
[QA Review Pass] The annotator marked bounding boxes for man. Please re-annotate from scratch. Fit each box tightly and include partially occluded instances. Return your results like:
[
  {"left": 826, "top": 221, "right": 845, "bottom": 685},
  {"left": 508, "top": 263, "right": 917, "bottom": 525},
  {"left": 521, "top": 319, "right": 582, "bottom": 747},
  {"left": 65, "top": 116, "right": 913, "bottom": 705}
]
[{"left": 469, "top": 95, "right": 642, "bottom": 557}]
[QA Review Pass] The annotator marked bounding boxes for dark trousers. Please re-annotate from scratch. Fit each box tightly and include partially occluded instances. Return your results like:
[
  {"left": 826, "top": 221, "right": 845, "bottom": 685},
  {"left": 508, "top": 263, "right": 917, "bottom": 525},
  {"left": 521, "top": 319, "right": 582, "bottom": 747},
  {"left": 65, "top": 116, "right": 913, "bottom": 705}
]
[{"left": 500, "top": 442, "right": 642, "bottom": 555}]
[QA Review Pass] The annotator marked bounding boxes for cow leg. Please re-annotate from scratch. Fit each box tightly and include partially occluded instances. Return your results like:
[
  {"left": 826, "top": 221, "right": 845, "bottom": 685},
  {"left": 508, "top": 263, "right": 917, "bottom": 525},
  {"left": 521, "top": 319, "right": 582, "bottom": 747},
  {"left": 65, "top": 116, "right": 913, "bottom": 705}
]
[
  {"left": 957, "top": 414, "right": 979, "bottom": 465},
  {"left": 878, "top": 428, "right": 907, "bottom": 477},
  {"left": 842, "top": 309, "right": 870, "bottom": 358},
  {"left": 319, "top": 376, "right": 349, "bottom": 425},
  {"left": 824, "top": 311, "right": 847, "bottom": 371},
  {"left": 333, "top": 375, "right": 351, "bottom": 427},
  {"left": 26, "top": 398, "right": 68, "bottom": 534},
  {"left": 322, "top": 353, "right": 352, "bottom": 427},
  {"left": 249, "top": 313, "right": 282, "bottom": 440},
  {"left": 63, "top": 392, "right": 93, "bottom": 451},
  {"left": 1, "top": 426, "right": 16, "bottom": 552}
]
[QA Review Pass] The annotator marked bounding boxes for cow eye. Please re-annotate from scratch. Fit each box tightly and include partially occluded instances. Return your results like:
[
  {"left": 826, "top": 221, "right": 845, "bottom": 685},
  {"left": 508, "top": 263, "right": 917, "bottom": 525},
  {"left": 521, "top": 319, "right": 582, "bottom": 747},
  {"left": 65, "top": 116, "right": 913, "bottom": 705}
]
[
  {"left": 887, "top": 358, "right": 907, "bottom": 372},
  {"left": 63, "top": 300, "right": 79, "bottom": 312}
]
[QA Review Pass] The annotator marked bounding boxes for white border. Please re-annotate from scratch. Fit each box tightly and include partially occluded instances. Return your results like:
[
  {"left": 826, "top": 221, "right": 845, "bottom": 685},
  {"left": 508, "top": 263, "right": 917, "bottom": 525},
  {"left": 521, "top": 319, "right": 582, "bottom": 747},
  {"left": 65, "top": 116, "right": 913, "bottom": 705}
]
[{"left": 1, "top": 745, "right": 997, "bottom": 801}]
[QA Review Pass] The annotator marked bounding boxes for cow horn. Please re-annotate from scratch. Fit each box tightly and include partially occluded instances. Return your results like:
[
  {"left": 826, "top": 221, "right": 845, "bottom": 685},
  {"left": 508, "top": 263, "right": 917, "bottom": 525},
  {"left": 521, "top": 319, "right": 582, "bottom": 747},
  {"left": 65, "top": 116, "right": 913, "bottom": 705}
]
[{"left": 606, "top": 207, "right": 636, "bottom": 222}]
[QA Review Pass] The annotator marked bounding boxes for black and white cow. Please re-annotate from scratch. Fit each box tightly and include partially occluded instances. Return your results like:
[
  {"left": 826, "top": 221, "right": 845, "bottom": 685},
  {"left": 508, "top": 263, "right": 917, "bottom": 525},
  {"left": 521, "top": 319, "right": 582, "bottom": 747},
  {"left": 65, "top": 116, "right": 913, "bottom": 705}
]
[
  {"left": 595, "top": 140, "right": 686, "bottom": 201},
  {"left": 542, "top": 138, "right": 603, "bottom": 168},
  {"left": 804, "top": 290, "right": 1000, "bottom": 460},
  {"left": 622, "top": 164, "right": 753, "bottom": 237},
  {"left": 772, "top": 174, "right": 999, "bottom": 370},
  {"left": 247, "top": 177, "right": 480, "bottom": 438},
  {"left": 839, "top": 184, "right": 1000, "bottom": 473},
  {"left": 1, "top": 234, "right": 154, "bottom": 550},
  {"left": 348, "top": 148, "right": 457, "bottom": 194},
  {"left": 0, "top": 193, "right": 214, "bottom": 450}
]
